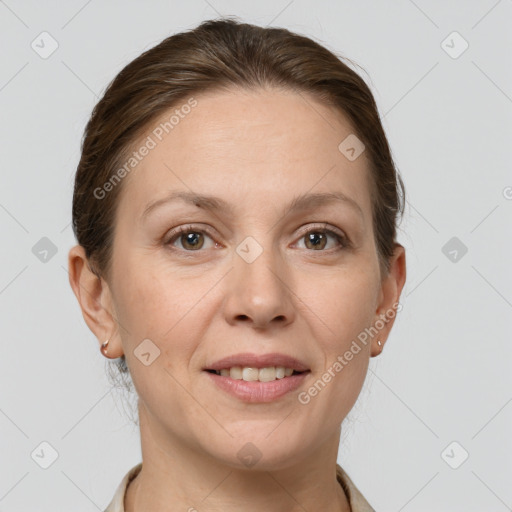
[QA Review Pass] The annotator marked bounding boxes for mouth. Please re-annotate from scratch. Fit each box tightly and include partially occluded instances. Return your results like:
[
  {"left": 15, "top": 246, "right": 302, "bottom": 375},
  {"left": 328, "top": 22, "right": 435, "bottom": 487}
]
[{"left": 202, "top": 352, "right": 311, "bottom": 402}]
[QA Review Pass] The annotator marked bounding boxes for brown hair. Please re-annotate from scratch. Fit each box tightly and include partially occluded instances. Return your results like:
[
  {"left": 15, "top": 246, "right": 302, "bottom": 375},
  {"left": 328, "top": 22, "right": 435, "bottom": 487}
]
[{"left": 72, "top": 16, "right": 405, "bottom": 393}]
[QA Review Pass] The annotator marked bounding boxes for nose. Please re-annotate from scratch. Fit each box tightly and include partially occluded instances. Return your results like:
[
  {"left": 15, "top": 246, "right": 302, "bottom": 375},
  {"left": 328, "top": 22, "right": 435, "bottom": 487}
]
[{"left": 222, "top": 239, "right": 296, "bottom": 331}]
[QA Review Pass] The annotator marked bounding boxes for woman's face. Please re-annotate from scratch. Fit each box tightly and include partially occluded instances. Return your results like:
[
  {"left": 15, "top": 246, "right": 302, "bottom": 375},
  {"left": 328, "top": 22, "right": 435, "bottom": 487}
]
[{"left": 104, "top": 87, "right": 401, "bottom": 468}]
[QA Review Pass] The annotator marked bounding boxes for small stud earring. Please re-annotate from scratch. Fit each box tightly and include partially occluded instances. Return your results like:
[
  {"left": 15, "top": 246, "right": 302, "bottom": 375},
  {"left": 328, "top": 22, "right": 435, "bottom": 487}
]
[
  {"left": 100, "top": 338, "right": 109, "bottom": 357},
  {"left": 377, "top": 340, "right": 382, "bottom": 347}
]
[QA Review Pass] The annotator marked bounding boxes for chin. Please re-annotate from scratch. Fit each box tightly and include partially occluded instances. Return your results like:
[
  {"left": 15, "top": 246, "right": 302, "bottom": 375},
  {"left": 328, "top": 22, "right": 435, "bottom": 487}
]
[{"left": 199, "top": 432, "right": 309, "bottom": 472}]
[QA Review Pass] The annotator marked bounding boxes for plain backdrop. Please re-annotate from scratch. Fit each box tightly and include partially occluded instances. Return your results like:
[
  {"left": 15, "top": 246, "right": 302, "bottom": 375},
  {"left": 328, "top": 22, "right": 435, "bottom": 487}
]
[{"left": 0, "top": 1, "right": 511, "bottom": 511}]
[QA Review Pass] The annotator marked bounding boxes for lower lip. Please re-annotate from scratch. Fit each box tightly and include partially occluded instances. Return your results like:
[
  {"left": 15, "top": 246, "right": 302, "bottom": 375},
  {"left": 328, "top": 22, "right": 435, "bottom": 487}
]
[{"left": 203, "top": 371, "right": 310, "bottom": 403}]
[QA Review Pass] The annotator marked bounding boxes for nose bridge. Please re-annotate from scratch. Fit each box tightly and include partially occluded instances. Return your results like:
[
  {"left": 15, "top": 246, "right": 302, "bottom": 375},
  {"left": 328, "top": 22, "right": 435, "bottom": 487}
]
[
  {"left": 224, "top": 232, "right": 295, "bottom": 328},
  {"left": 239, "top": 235, "right": 283, "bottom": 290}
]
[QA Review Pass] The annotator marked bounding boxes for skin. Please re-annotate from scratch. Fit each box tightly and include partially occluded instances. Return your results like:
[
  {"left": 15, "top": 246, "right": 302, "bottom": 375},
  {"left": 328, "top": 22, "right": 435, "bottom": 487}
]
[{"left": 68, "top": 86, "right": 406, "bottom": 512}]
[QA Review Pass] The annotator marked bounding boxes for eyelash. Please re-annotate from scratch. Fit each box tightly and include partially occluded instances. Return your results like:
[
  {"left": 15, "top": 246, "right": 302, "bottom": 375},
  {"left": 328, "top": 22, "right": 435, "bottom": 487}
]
[{"left": 164, "top": 223, "right": 351, "bottom": 255}]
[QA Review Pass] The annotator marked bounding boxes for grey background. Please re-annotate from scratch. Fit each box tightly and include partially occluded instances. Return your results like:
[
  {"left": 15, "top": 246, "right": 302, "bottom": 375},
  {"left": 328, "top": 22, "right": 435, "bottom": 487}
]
[{"left": 0, "top": 1, "right": 511, "bottom": 510}]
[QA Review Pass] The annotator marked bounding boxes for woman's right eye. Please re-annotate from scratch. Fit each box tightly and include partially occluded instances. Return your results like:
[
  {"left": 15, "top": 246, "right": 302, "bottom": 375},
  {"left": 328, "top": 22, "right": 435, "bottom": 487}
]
[{"left": 165, "top": 226, "right": 218, "bottom": 251}]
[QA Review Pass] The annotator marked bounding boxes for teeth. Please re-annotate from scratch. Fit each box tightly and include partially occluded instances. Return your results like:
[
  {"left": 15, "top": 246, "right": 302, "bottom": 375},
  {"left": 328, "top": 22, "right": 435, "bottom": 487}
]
[
  {"left": 242, "top": 367, "right": 259, "bottom": 381},
  {"left": 230, "top": 366, "right": 243, "bottom": 380},
  {"left": 213, "top": 366, "right": 300, "bottom": 381}
]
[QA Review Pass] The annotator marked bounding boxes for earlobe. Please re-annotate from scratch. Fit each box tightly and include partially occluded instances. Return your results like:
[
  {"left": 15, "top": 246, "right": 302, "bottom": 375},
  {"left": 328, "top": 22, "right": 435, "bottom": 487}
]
[{"left": 67, "top": 245, "right": 123, "bottom": 359}]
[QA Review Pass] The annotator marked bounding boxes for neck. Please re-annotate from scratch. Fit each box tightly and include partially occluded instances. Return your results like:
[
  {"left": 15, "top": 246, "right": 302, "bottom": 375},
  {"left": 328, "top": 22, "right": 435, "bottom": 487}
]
[{"left": 125, "top": 404, "right": 351, "bottom": 512}]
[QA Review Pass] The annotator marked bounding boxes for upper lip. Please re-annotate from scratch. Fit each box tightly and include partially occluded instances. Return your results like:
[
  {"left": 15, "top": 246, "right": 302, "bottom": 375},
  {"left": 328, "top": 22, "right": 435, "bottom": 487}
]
[{"left": 204, "top": 352, "right": 310, "bottom": 372}]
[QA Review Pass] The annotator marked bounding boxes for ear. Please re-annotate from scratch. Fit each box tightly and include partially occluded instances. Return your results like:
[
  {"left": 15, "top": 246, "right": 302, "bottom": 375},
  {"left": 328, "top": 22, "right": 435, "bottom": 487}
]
[
  {"left": 371, "top": 243, "right": 406, "bottom": 357},
  {"left": 67, "top": 244, "right": 124, "bottom": 359}
]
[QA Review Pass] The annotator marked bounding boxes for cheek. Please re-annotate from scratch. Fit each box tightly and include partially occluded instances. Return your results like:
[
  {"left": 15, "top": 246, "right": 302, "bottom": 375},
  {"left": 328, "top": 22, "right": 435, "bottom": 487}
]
[
  {"left": 112, "top": 260, "right": 215, "bottom": 371},
  {"left": 295, "top": 266, "right": 378, "bottom": 352},
  {"left": 111, "top": 268, "right": 197, "bottom": 403},
  {"left": 114, "top": 251, "right": 193, "bottom": 333}
]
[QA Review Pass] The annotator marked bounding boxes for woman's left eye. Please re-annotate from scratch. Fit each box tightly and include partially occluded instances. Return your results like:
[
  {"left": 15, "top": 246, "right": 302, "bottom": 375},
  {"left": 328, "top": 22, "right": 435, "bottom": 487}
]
[{"left": 295, "top": 227, "right": 349, "bottom": 251}]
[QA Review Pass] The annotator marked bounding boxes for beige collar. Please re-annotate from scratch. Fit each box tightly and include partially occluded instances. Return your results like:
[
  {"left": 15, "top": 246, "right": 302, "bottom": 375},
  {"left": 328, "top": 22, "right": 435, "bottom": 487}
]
[{"left": 104, "top": 462, "right": 375, "bottom": 512}]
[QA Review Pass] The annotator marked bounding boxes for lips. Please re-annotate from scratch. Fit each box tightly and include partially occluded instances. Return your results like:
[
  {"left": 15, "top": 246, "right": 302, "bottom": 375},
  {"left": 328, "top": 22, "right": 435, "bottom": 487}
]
[{"left": 204, "top": 352, "right": 310, "bottom": 372}]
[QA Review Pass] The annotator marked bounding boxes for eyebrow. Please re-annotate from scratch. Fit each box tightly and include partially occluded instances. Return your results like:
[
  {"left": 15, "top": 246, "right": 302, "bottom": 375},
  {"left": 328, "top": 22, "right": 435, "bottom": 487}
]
[{"left": 141, "top": 190, "right": 364, "bottom": 221}]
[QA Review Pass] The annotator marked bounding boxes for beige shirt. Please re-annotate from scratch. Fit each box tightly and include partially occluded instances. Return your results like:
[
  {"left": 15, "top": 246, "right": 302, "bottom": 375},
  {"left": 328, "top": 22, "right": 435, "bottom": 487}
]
[{"left": 104, "top": 462, "right": 375, "bottom": 512}]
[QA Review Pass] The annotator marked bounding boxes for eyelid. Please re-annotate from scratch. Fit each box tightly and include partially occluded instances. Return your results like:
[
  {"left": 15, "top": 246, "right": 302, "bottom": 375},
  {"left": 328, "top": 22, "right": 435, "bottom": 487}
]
[{"left": 295, "top": 222, "right": 347, "bottom": 239}]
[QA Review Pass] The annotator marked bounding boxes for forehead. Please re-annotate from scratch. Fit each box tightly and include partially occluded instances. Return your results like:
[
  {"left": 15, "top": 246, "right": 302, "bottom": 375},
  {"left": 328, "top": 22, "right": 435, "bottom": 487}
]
[{"left": 117, "top": 86, "right": 372, "bottom": 223}]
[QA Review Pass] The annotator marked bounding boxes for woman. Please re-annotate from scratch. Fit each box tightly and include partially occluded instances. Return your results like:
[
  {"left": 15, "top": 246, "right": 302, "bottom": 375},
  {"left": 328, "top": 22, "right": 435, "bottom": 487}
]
[{"left": 68, "top": 17, "right": 406, "bottom": 512}]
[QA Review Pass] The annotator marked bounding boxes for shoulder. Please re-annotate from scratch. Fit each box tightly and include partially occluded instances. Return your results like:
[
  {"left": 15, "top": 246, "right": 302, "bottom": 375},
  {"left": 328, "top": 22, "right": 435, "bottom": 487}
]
[
  {"left": 336, "top": 464, "right": 376, "bottom": 512},
  {"left": 103, "top": 462, "right": 142, "bottom": 512}
]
